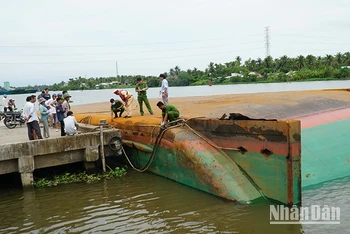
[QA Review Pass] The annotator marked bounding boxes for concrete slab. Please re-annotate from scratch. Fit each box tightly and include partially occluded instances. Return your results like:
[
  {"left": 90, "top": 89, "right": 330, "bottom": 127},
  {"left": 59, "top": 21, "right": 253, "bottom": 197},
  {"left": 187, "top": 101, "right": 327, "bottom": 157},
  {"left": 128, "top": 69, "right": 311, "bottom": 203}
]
[{"left": 0, "top": 120, "right": 62, "bottom": 144}]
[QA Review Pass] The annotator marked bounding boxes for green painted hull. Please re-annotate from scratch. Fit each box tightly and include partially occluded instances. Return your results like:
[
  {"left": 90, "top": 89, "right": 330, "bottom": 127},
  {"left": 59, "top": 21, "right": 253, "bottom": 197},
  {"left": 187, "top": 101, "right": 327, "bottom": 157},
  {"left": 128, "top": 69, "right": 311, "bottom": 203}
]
[
  {"left": 302, "top": 118, "right": 350, "bottom": 187},
  {"left": 123, "top": 128, "right": 263, "bottom": 204},
  {"left": 121, "top": 118, "right": 301, "bottom": 205}
]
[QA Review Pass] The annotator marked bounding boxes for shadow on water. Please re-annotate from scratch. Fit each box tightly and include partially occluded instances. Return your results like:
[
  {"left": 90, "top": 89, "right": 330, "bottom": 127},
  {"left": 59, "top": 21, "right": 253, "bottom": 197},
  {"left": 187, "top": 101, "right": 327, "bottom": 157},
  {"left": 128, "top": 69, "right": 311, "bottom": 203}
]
[{"left": 0, "top": 170, "right": 303, "bottom": 234}]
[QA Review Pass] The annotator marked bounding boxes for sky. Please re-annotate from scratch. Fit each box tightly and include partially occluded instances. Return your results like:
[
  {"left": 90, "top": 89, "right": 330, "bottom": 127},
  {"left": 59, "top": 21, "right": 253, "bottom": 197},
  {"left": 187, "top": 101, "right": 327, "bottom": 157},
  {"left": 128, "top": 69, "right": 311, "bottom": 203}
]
[{"left": 0, "top": 0, "right": 349, "bottom": 87}]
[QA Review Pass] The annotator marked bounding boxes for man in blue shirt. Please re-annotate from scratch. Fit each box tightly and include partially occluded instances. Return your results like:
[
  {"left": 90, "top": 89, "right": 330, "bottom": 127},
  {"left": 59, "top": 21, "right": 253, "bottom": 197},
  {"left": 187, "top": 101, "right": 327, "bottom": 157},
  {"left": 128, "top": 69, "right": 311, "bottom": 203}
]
[{"left": 56, "top": 97, "right": 66, "bottom": 136}]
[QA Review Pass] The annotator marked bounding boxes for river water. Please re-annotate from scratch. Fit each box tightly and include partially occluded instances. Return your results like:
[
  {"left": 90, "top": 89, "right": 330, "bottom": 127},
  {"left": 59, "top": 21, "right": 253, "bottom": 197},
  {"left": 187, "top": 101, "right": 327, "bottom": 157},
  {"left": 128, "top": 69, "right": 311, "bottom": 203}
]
[
  {"left": 0, "top": 172, "right": 349, "bottom": 233},
  {"left": 1, "top": 80, "right": 350, "bottom": 233},
  {"left": 2, "top": 80, "right": 350, "bottom": 109}
]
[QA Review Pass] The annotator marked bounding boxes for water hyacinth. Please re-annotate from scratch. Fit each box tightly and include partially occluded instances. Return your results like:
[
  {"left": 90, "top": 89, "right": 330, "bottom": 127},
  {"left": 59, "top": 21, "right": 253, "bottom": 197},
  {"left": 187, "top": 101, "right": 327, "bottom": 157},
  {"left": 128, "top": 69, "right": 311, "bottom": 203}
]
[{"left": 34, "top": 167, "right": 127, "bottom": 188}]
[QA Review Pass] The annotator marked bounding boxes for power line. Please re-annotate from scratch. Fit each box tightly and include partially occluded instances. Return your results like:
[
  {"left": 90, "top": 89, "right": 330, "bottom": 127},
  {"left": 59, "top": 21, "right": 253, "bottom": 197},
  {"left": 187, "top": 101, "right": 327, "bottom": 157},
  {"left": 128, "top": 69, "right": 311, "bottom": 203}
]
[
  {"left": 0, "top": 34, "right": 264, "bottom": 48},
  {"left": 0, "top": 47, "right": 265, "bottom": 65},
  {"left": 274, "top": 34, "right": 350, "bottom": 40},
  {"left": 0, "top": 40, "right": 265, "bottom": 57}
]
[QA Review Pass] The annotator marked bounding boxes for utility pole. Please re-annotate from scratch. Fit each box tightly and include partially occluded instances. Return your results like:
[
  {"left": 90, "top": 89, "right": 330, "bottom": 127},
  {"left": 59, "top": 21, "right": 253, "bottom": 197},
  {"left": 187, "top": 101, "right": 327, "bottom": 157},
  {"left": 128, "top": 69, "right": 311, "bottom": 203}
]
[
  {"left": 264, "top": 26, "right": 270, "bottom": 58},
  {"left": 116, "top": 61, "right": 120, "bottom": 85}
]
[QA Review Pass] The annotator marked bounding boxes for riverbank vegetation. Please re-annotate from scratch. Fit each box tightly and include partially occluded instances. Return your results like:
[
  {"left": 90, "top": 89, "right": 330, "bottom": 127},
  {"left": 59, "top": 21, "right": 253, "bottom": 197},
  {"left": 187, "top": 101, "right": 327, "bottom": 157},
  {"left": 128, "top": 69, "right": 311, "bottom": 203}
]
[
  {"left": 34, "top": 167, "right": 127, "bottom": 188},
  {"left": 15, "top": 52, "right": 350, "bottom": 91}
]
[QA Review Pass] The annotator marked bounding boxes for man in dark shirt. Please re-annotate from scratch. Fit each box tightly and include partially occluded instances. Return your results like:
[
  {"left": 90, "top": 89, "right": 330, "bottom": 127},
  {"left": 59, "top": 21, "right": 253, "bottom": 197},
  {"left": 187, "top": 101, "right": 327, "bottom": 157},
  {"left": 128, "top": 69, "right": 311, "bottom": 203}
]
[
  {"left": 42, "top": 88, "right": 51, "bottom": 100},
  {"left": 56, "top": 97, "right": 65, "bottom": 136},
  {"left": 110, "top": 98, "right": 125, "bottom": 118}
]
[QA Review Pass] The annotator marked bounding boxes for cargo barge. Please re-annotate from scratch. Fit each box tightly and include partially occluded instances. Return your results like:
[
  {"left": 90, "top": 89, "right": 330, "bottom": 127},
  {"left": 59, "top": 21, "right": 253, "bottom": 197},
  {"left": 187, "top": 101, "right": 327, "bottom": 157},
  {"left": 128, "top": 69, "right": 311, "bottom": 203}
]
[{"left": 75, "top": 89, "right": 350, "bottom": 205}]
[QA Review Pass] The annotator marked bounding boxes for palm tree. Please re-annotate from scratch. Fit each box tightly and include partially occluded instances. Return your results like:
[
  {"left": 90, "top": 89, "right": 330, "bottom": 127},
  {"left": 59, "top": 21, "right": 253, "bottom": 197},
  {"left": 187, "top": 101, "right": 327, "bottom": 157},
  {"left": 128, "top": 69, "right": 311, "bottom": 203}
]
[
  {"left": 174, "top": 66, "right": 181, "bottom": 75},
  {"left": 208, "top": 62, "right": 215, "bottom": 75},
  {"left": 225, "top": 61, "right": 235, "bottom": 69},
  {"left": 264, "top": 56, "right": 274, "bottom": 69},
  {"left": 296, "top": 55, "right": 305, "bottom": 70},
  {"left": 335, "top": 52, "right": 342, "bottom": 66},
  {"left": 325, "top": 54, "right": 334, "bottom": 67},
  {"left": 235, "top": 56, "right": 242, "bottom": 66},
  {"left": 278, "top": 55, "right": 289, "bottom": 72},
  {"left": 344, "top": 52, "right": 350, "bottom": 65},
  {"left": 305, "top": 55, "right": 316, "bottom": 69},
  {"left": 169, "top": 68, "right": 175, "bottom": 76}
]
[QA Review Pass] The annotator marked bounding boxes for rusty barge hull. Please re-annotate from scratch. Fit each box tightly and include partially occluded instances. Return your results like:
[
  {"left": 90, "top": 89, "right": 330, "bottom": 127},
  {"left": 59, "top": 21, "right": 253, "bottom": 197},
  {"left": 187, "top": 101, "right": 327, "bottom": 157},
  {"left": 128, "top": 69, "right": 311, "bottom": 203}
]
[
  {"left": 76, "top": 115, "right": 301, "bottom": 205},
  {"left": 74, "top": 89, "right": 350, "bottom": 206}
]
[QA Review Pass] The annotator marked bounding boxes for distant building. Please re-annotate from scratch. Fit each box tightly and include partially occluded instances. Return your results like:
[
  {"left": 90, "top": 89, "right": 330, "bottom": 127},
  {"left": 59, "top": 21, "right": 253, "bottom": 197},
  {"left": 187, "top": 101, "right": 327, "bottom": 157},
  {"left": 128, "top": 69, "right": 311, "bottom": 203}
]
[
  {"left": 4, "top": 81, "right": 10, "bottom": 90},
  {"left": 286, "top": 71, "right": 296, "bottom": 77},
  {"left": 341, "top": 66, "right": 350, "bottom": 69},
  {"left": 248, "top": 72, "right": 263, "bottom": 78},
  {"left": 96, "top": 81, "right": 121, "bottom": 88},
  {"left": 225, "top": 73, "right": 244, "bottom": 79}
]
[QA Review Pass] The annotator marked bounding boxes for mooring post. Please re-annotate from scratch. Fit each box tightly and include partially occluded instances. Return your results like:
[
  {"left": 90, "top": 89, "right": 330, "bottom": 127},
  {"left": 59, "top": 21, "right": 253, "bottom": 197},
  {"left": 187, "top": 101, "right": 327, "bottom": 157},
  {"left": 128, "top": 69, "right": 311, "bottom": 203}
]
[{"left": 100, "top": 119, "right": 106, "bottom": 172}]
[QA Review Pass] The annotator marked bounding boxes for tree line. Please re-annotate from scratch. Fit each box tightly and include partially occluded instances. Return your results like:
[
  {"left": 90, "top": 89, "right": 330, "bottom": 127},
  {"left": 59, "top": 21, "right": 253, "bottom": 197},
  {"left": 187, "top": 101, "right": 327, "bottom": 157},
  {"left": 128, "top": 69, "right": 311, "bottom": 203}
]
[{"left": 15, "top": 51, "right": 350, "bottom": 91}]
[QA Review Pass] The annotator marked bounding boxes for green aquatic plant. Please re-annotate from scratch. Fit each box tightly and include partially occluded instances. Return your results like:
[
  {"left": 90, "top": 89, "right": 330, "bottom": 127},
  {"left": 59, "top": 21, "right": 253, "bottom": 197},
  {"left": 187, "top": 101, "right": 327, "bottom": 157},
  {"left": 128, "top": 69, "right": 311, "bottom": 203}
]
[{"left": 34, "top": 167, "right": 127, "bottom": 188}]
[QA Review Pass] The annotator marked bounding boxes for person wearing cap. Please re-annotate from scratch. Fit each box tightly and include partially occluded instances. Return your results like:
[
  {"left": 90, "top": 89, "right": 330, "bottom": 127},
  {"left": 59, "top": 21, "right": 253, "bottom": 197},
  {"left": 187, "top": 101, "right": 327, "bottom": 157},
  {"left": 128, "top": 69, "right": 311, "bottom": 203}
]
[
  {"left": 63, "top": 111, "right": 79, "bottom": 136},
  {"left": 159, "top": 74, "right": 169, "bottom": 105},
  {"left": 23, "top": 95, "right": 43, "bottom": 140},
  {"left": 39, "top": 97, "right": 50, "bottom": 138},
  {"left": 62, "top": 93, "right": 71, "bottom": 117},
  {"left": 110, "top": 98, "right": 125, "bottom": 118},
  {"left": 62, "top": 92, "right": 70, "bottom": 100},
  {"left": 113, "top": 89, "right": 134, "bottom": 118},
  {"left": 2, "top": 94, "right": 8, "bottom": 112},
  {"left": 135, "top": 77, "right": 153, "bottom": 116},
  {"left": 7, "top": 98, "right": 16, "bottom": 112}
]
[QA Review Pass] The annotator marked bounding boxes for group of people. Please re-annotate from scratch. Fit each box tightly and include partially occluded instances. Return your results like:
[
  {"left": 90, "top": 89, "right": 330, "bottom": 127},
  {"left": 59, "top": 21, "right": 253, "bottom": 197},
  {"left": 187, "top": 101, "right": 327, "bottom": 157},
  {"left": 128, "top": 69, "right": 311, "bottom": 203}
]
[
  {"left": 21, "top": 89, "right": 78, "bottom": 141},
  {"left": 3, "top": 73, "right": 179, "bottom": 141},
  {"left": 2, "top": 94, "right": 17, "bottom": 113},
  {"left": 111, "top": 74, "right": 179, "bottom": 125}
]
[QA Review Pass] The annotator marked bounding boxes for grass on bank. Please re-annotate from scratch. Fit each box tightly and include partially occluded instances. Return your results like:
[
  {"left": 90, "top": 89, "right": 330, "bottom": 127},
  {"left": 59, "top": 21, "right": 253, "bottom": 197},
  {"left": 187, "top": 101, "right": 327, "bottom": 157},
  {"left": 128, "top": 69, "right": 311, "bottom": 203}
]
[{"left": 34, "top": 166, "right": 127, "bottom": 188}]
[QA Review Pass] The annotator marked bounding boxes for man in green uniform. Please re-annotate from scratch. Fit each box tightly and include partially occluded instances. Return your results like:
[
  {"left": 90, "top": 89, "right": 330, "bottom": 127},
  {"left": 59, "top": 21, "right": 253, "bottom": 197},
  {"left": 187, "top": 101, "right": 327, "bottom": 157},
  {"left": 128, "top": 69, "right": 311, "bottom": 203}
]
[
  {"left": 110, "top": 98, "right": 125, "bottom": 118},
  {"left": 156, "top": 101, "right": 180, "bottom": 125},
  {"left": 135, "top": 77, "right": 153, "bottom": 116}
]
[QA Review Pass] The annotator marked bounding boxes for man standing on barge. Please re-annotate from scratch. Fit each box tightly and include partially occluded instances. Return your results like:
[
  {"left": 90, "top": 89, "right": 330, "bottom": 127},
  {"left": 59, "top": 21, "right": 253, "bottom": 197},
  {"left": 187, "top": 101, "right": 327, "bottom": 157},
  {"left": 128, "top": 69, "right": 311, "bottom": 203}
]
[
  {"left": 135, "top": 77, "right": 153, "bottom": 116},
  {"left": 159, "top": 74, "right": 169, "bottom": 104}
]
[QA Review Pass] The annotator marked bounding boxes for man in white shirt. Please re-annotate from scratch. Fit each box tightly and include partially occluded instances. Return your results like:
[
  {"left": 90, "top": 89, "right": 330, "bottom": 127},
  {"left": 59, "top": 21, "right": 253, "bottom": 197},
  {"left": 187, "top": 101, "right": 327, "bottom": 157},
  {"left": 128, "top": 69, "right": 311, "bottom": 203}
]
[
  {"left": 159, "top": 74, "right": 169, "bottom": 104},
  {"left": 23, "top": 95, "right": 43, "bottom": 140},
  {"left": 63, "top": 111, "right": 79, "bottom": 136},
  {"left": 2, "top": 94, "right": 8, "bottom": 112},
  {"left": 45, "top": 93, "right": 57, "bottom": 128}
]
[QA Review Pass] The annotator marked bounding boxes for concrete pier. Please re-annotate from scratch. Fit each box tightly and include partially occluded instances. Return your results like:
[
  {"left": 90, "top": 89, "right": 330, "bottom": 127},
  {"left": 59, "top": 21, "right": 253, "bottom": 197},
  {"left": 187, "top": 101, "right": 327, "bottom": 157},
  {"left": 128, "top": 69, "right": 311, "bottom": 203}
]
[{"left": 0, "top": 123, "right": 122, "bottom": 187}]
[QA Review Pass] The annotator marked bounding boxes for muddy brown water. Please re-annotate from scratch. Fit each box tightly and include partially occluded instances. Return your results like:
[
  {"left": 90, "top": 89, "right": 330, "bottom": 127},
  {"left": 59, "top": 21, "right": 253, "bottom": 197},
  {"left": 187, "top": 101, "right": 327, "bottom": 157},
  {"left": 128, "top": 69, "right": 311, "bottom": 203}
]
[
  {"left": 1, "top": 82, "right": 350, "bottom": 233},
  {"left": 1, "top": 170, "right": 349, "bottom": 234}
]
